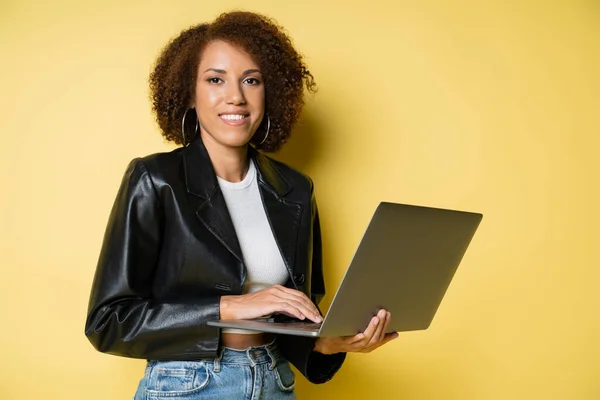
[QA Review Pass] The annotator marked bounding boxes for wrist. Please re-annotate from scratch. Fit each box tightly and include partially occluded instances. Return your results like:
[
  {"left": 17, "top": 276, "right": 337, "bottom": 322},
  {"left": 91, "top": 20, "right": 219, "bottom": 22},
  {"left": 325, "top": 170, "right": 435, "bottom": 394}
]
[
  {"left": 220, "top": 295, "right": 235, "bottom": 320},
  {"left": 313, "top": 338, "right": 328, "bottom": 355}
]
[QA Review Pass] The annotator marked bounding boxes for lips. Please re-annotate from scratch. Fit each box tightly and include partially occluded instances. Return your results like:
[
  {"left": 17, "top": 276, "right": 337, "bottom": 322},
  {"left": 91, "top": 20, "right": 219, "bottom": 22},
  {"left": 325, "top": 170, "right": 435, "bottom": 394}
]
[{"left": 219, "top": 113, "right": 249, "bottom": 126}]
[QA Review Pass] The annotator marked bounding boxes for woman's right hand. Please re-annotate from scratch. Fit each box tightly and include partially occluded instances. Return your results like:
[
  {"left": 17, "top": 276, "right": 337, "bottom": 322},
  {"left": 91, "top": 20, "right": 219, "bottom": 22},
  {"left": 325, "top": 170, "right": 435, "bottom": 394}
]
[{"left": 220, "top": 285, "right": 323, "bottom": 323}]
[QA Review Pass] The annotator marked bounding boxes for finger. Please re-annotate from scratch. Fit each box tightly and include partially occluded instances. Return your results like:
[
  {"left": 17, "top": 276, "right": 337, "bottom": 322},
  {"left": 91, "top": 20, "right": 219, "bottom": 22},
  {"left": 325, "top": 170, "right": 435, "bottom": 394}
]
[
  {"left": 271, "top": 286, "right": 322, "bottom": 320},
  {"left": 272, "top": 302, "right": 306, "bottom": 320},
  {"left": 373, "top": 310, "right": 389, "bottom": 341},
  {"left": 272, "top": 285, "right": 314, "bottom": 305},
  {"left": 275, "top": 310, "right": 304, "bottom": 319},
  {"left": 378, "top": 311, "right": 391, "bottom": 342},
  {"left": 270, "top": 298, "right": 321, "bottom": 323},
  {"left": 376, "top": 332, "right": 399, "bottom": 349},
  {"left": 288, "top": 298, "right": 324, "bottom": 323},
  {"left": 355, "top": 315, "right": 380, "bottom": 347},
  {"left": 353, "top": 310, "right": 386, "bottom": 349},
  {"left": 346, "top": 333, "right": 365, "bottom": 345},
  {"left": 280, "top": 298, "right": 322, "bottom": 322},
  {"left": 251, "top": 290, "right": 308, "bottom": 321},
  {"left": 361, "top": 332, "right": 399, "bottom": 353},
  {"left": 368, "top": 313, "right": 386, "bottom": 346}
]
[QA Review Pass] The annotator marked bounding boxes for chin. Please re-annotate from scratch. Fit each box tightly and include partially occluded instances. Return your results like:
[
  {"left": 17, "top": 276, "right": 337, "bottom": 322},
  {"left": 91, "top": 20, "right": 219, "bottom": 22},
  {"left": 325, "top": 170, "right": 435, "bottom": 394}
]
[{"left": 215, "top": 133, "right": 255, "bottom": 149}]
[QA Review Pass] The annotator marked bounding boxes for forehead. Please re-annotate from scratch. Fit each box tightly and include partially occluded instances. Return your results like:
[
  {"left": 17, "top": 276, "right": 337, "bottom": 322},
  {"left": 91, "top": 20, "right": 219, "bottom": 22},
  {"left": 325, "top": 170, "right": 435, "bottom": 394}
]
[{"left": 198, "top": 40, "right": 259, "bottom": 71}]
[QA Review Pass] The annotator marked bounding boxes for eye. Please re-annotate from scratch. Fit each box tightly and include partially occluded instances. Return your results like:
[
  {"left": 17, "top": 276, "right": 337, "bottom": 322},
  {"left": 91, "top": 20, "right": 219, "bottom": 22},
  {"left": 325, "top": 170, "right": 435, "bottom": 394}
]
[
  {"left": 244, "top": 77, "right": 261, "bottom": 85},
  {"left": 207, "top": 77, "right": 222, "bottom": 84}
]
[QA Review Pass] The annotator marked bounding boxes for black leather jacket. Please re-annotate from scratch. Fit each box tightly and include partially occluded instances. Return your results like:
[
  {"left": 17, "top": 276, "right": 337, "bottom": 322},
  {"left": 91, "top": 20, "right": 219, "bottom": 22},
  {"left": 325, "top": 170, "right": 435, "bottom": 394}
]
[{"left": 85, "top": 137, "right": 345, "bottom": 383}]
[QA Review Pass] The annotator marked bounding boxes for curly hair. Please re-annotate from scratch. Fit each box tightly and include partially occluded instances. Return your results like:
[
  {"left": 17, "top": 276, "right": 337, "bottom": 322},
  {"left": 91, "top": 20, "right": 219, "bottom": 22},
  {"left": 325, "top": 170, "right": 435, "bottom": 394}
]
[{"left": 149, "top": 11, "right": 316, "bottom": 152}]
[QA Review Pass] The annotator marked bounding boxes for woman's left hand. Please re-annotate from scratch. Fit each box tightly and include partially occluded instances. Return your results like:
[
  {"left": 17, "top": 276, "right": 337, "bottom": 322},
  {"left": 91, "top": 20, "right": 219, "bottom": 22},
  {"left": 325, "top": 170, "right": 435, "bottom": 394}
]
[{"left": 313, "top": 309, "right": 398, "bottom": 355}]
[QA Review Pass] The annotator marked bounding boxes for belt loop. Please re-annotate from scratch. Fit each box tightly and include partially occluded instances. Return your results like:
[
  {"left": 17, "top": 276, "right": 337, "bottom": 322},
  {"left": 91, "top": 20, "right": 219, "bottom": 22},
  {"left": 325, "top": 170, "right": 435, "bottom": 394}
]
[
  {"left": 265, "top": 346, "right": 277, "bottom": 371},
  {"left": 144, "top": 361, "right": 153, "bottom": 376},
  {"left": 245, "top": 348, "right": 257, "bottom": 368},
  {"left": 214, "top": 348, "right": 224, "bottom": 373}
]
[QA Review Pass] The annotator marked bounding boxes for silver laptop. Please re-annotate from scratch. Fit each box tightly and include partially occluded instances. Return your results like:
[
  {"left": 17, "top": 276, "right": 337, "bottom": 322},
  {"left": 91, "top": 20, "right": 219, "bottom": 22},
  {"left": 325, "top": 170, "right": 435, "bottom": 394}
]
[{"left": 207, "top": 202, "right": 482, "bottom": 337}]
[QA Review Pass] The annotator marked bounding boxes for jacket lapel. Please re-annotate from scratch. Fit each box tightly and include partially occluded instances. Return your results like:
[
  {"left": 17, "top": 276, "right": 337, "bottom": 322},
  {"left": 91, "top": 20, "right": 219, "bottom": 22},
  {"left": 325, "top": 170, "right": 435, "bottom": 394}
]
[
  {"left": 252, "top": 149, "right": 303, "bottom": 286},
  {"left": 182, "top": 138, "right": 303, "bottom": 278},
  {"left": 183, "top": 139, "right": 244, "bottom": 263},
  {"left": 195, "top": 191, "right": 244, "bottom": 263}
]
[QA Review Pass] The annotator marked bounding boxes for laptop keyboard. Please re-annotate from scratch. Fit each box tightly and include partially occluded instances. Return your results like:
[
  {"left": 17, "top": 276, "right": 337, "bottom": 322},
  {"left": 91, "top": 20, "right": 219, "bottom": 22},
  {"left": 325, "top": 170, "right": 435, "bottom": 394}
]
[{"left": 280, "top": 321, "right": 322, "bottom": 329}]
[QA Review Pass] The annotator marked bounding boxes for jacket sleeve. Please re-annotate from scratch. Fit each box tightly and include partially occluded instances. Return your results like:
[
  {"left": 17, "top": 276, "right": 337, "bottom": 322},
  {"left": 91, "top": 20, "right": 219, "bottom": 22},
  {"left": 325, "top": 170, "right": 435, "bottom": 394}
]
[
  {"left": 276, "top": 189, "right": 346, "bottom": 384},
  {"left": 84, "top": 159, "right": 220, "bottom": 359}
]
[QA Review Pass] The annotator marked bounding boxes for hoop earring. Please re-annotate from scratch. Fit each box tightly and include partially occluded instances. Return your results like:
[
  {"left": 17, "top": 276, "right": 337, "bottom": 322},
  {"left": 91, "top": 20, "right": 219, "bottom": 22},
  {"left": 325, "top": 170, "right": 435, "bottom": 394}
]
[
  {"left": 181, "top": 108, "right": 199, "bottom": 146},
  {"left": 259, "top": 115, "right": 271, "bottom": 145}
]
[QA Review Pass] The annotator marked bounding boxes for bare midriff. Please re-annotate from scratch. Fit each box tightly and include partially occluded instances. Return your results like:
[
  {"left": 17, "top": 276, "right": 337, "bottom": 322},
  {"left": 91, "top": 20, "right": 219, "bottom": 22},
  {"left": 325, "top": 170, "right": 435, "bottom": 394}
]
[{"left": 221, "top": 332, "right": 275, "bottom": 350}]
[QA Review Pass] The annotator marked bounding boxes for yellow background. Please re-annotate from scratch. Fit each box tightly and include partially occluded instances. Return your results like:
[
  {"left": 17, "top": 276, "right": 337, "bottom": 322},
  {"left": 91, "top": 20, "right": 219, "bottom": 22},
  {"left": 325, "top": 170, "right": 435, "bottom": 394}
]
[{"left": 1, "top": 0, "right": 598, "bottom": 399}]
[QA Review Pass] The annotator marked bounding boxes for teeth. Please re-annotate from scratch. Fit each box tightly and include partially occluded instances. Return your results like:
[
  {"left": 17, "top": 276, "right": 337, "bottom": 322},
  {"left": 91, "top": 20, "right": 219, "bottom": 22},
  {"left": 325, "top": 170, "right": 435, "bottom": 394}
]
[{"left": 221, "top": 114, "right": 247, "bottom": 120}]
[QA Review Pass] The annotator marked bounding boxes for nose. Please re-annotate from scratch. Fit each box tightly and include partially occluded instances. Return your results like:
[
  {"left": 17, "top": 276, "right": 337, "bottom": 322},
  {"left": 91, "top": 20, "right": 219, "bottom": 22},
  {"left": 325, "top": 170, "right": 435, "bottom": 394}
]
[{"left": 226, "top": 82, "right": 246, "bottom": 105}]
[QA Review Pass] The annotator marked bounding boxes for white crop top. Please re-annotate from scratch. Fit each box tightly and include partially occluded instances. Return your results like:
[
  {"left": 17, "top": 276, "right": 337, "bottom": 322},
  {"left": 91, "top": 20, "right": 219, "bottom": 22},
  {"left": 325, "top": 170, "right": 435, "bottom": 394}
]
[{"left": 216, "top": 159, "right": 289, "bottom": 334}]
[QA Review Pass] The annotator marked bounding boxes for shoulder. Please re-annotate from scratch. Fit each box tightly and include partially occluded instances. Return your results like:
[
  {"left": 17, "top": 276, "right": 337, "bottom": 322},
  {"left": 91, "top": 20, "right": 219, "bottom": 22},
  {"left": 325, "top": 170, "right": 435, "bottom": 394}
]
[
  {"left": 135, "top": 146, "right": 185, "bottom": 173},
  {"left": 124, "top": 147, "right": 187, "bottom": 186},
  {"left": 258, "top": 153, "right": 315, "bottom": 194}
]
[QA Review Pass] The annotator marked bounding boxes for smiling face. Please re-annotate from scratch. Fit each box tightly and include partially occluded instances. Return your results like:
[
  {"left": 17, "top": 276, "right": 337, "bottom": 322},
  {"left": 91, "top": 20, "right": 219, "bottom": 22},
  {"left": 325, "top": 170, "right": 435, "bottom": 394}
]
[{"left": 193, "top": 40, "right": 266, "bottom": 152}]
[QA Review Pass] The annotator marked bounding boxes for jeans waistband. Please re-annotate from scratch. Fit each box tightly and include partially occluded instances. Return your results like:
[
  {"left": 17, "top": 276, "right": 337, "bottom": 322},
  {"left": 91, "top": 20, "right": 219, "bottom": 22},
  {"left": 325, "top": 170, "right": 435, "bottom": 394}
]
[
  {"left": 215, "top": 339, "right": 279, "bottom": 370},
  {"left": 146, "top": 339, "right": 280, "bottom": 372}
]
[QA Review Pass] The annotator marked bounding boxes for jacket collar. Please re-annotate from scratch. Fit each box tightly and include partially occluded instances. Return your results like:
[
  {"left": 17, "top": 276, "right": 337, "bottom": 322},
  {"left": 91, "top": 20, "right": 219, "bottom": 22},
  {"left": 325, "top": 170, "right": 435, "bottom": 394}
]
[
  {"left": 182, "top": 136, "right": 292, "bottom": 200},
  {"left": 181, "top": 136, "right": 300, "bottom": 280}
]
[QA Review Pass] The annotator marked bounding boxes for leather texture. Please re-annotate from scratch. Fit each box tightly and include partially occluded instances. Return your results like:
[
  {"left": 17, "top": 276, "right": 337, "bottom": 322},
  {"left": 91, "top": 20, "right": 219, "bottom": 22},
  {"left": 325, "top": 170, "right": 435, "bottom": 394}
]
[{"left": 85, "top": 136, "right": 345, "bottom": 383}]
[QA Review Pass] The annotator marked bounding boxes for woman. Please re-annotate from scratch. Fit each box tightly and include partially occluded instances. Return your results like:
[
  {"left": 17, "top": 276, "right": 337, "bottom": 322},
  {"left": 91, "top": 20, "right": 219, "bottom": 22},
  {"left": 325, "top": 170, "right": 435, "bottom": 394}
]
[{"left": 85, "top": 11, "right": 397, "bottom": 399}]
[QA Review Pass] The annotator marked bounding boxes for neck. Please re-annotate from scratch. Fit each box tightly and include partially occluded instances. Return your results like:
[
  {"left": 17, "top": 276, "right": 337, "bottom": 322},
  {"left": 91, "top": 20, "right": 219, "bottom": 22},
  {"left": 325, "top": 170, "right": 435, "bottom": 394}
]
[{"left": 200, "top": 132, "right": 250, "bottom": 182}]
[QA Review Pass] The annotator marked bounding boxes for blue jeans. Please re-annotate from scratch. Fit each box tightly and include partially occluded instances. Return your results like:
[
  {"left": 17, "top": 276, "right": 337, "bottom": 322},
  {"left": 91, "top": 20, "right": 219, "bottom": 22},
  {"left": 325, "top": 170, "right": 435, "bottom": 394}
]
[{"left": 134, "top": 341, "right": 297, "bottom": 400}]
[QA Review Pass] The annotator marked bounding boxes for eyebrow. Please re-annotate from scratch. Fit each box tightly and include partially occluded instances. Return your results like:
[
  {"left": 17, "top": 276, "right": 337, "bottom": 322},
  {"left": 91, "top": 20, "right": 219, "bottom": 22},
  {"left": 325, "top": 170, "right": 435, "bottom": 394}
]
[{"left": 203, "top": 68, "right": 262, "bottom": 75}]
